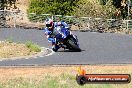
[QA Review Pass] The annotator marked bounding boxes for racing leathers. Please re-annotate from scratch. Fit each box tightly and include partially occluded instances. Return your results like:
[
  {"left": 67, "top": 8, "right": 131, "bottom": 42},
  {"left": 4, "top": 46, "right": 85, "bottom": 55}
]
[{"left": 44, "top": 21, "right": 69, "bottom": 52}]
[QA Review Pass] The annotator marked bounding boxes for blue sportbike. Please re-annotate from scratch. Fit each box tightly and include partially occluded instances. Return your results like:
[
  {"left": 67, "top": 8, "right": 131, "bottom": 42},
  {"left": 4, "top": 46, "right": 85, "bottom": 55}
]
[{"left": 52, "top": 27, "right": 81, "bottom": 52}]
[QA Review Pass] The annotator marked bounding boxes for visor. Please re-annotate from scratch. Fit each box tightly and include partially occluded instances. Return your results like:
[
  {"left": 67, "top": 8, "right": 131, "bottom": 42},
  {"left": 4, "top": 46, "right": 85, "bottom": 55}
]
[{"left": 46, "top": 24, "right": 52, "bottom": 27}]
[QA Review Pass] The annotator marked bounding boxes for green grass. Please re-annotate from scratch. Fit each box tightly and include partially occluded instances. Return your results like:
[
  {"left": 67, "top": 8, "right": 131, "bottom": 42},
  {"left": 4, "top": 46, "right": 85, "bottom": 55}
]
[
  {"left": 0, "top": 65, "right": 132, "bottom": 88},
  {"left": 3, "top": 77, "right": 37, "bottom": 88},
  {"left": 0, "top": 73, "right": 131, "bottom": 88},
  {"left": 2, "top": 40, "right": 41, "bottom": 52},
  {"left": 6, "top": 38, "right": 13, "bottom": 43},
  {"left": 26, "top": 41, "right": 41, "bottom": 52},
  {"left": 0, "top": 74, "right": 112, "bottom": 88}
]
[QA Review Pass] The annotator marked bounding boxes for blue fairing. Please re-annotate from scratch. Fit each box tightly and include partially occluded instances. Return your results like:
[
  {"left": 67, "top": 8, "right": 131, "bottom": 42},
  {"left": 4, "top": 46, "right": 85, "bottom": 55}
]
[
  {"left": 43, "top": 28, "right": 52, "bottom": 35},
  {"left": 59, "top": 28, "right": 70, "bottom": 39},
  {"left": 44, "top": 21, "right": 80, "bottom": 51}
]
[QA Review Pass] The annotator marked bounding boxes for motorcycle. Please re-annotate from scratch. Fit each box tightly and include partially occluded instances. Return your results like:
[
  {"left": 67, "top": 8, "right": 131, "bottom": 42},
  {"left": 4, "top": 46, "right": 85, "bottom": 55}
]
[{"left": 53, "top": 27, "right": 81, "bottom": 52}]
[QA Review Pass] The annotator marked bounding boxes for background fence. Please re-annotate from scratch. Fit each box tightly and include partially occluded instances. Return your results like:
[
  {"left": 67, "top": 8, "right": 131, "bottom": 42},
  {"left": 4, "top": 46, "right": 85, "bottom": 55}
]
[{"left": 0, "top": 10, "right": 132, "bottom": 34}]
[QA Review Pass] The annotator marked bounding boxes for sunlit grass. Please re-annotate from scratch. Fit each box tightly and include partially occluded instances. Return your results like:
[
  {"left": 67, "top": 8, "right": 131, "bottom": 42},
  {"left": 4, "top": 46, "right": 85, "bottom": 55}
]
[
  {"left": 26, "top": 41, "right": 41, "bottom": 52},
  {"left": 0, "top": 73, "right": 112, "bottom": 88},
  {"left": 0, "top": 65, "right": 131, "bottom": 88}
]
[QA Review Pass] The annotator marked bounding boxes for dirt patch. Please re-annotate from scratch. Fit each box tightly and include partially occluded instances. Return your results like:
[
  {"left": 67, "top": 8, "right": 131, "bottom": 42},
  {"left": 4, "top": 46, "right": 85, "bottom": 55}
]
[
  {"left": 0, "top": 41, "right": 42, "bottom": 59},
  {"left": 0, "top": 41, "right": 31, "bottom": 58}
]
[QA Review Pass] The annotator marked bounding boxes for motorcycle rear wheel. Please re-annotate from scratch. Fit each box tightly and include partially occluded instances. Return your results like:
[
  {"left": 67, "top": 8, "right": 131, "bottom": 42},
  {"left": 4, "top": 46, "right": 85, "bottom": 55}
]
[{"left": 67, "top": 37, "right": 81, "bottom": 52}]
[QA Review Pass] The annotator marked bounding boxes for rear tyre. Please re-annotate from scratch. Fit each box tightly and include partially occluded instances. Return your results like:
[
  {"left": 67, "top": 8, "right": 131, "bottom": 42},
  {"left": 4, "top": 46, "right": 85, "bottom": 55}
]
[{"left": 67, "top": 37, "right": 81, "bottom": 52}]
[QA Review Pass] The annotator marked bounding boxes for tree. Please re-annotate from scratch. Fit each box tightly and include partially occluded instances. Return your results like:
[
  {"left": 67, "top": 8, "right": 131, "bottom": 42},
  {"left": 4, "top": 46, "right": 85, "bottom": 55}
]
[
  {"left": 0, "top": 0, "right": 6, "bottom": 27},
  {"left": 28, "top": 0, "right": 79, "bottom": 15},
  {"left": 100, "top": 0, "right": 109, "bottom": 5},
  {"left": 112, "top": 0, "right": 122, "bottom": 8},
  {"left": 0, "top": 0, "right": 16, "bottom": 27},
  {"left": 112, "top": 0, "right": 128, "bottom": 19}
]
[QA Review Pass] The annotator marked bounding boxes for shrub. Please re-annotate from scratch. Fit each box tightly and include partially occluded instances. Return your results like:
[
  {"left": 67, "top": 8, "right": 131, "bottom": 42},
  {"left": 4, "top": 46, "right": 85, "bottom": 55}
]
[
  {"left": 26, "top": 41, "right": 41, "bottom": 52},
  {"left": 27, "top": 0, "right": 130, "bottom": 22},
  {"left": 75, "top": 0, "right": 116, "bottom": 18},
  {"left": 27, "top": 0, "right": 79, "bottom": 15}
]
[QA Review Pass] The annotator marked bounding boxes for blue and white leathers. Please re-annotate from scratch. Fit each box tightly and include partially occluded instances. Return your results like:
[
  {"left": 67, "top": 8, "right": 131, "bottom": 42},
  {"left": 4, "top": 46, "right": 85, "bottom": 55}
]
[{"left": 44, "top": 21, "right": 69, "bottom": 45}]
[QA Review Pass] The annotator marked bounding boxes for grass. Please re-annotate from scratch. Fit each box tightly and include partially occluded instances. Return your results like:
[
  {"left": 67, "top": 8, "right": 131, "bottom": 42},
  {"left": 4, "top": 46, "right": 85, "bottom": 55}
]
[
  {"left": 26, "top": 41, "right": 41, "bottom": 52},
  {"left": 5, "top": 38, "right": 41, "bottom": 52},
  {"left": 0, "top": 74, "right": 112, "bottom": 88},
  {"left": 5, "top": 38, "right": 42, "bottom": 53},
  {"left": 0, "top": 40, "right": 42, "bottom": 58},
  {"left": 0, "top": 65, "right": 131, "bottom": 88},
  {"left": 6, "top": 38, "right": 13, "bottom": 43}
]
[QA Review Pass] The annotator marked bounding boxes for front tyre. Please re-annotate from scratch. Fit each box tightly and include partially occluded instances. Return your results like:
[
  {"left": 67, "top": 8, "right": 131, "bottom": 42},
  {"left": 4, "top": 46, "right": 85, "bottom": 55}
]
[
  {"left": 52, "top": 45, "right": 60, "bottom": 52},
  {"left": 52, "top": 48, "right": 58, "bottom": 52}
]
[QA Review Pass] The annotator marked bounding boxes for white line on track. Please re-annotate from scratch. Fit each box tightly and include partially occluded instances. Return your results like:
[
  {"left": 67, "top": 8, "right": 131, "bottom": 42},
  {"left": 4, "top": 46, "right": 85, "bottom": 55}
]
[{"left": 45, "top": 48, "right": 55, "bottom": 56}]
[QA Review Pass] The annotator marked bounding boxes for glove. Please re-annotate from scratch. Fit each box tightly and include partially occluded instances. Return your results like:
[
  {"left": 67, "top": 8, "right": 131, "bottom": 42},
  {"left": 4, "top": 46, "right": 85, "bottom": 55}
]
[{"left": 45, "top": 31, "right": 52, "bottom": 35}]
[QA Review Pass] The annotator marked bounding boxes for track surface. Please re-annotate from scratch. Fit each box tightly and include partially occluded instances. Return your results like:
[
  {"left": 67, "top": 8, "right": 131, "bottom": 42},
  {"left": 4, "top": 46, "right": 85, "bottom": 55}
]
[{"left": 0, "top": 28, "right": 132, "bottom": 66}]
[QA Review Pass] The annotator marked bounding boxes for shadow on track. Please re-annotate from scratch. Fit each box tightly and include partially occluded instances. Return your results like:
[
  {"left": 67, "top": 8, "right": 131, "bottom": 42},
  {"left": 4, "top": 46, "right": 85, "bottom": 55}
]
[{"left": 57, "top": 49, "right": 85, "bottom": 52}]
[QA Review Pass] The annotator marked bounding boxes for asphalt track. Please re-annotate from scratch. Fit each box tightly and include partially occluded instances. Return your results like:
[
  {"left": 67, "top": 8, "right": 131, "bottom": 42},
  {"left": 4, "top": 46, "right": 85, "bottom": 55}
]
[{"left": 0, "top": 28, "right": 132, "bottom": 66}]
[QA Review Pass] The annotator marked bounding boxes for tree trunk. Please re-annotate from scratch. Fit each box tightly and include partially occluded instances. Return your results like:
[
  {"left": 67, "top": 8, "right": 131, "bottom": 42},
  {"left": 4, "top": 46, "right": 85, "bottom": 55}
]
[{"left": 0, "top": 0, "right": 6, "bottom": 27}]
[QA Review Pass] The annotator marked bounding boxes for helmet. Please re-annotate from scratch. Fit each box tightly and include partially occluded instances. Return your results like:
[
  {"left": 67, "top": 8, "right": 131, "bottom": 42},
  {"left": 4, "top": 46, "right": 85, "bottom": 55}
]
[{"left": 45, "top": 18, "right": 54, "bottom": 30}]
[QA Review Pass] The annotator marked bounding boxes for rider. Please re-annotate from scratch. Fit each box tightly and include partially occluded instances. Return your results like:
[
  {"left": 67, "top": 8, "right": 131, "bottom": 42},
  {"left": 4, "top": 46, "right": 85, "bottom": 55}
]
[{"left": 44, "top": 18, "right": 69, "bottom": 52}]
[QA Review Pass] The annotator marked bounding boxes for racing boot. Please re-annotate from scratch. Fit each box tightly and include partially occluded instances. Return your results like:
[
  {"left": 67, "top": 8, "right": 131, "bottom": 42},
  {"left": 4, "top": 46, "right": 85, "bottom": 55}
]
[{"left": 52, "top": 44, "right": 60, "bottom": 52}]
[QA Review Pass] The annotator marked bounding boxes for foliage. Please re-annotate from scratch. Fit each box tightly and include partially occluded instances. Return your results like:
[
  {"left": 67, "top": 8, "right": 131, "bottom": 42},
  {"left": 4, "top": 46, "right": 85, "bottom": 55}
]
[
  {"left": 75, "top": 0, "right": 116, "bottom": 18},
  {"left": 0, "top": 73, "right": 112, "bottom": 88},
  {"left": 26, "top": 41, "right": 41, "bottom": 52},
  {"left": 99, "top": 0, "right": 109, "bottom": 5},
  {"left": 0, "top": 0, "right": 16, "bottom": 9},
  {"left": 6, "top": 38, "right": 13, "bottom": 43},
  {"left": 112, "top": 0, "right": 122, "bottom": 8},
  {"left": 27, "top": 0, "right": 131, "bottom": 22},
  {"left": 27, "top": 0, "right": 79, "bottom": 15}
]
